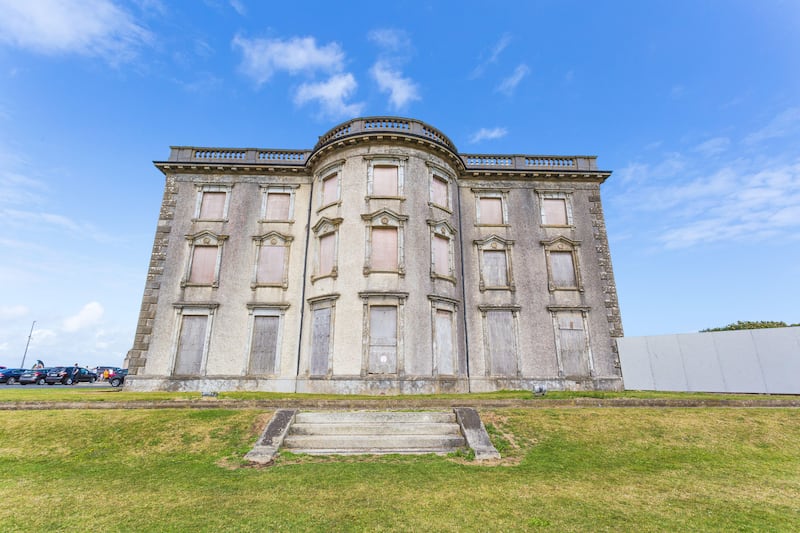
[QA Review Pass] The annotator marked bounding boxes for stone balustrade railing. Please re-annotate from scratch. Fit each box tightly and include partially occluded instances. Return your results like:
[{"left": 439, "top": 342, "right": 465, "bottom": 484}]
[{"left": 164, "top": 116, "right": 598, "bottom": 172}]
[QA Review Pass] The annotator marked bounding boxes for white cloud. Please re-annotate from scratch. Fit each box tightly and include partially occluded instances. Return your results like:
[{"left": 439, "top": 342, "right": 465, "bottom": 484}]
[
  {"left": 0, "top": 305, "right": 29, "bottom": 319},
  {"left": 370, "top": 62, "right": 420, "bottom": 110},
  {"left": 743, "top": 107, "right": 800, "bottom": 145},
  {"left": 470, "top": 33, "right": 512, "bottom": 79},
  {"left": 232, "top": 35, "right": 345, "bottom": 85},
  {"left": 0, "top": 0, "right": 152, "bottom": 63},
  {"left": 469, "top": 127, "right": 508, "bottom": 144},
  {"left": 367, "top": 29, "right": 411, "bottom": 52},
  {"left": 63, "top": 302, "right": 104, "bottom": 332},
  {"left": 229, "top": 0, "right": 246, "bottom": 15},
  {"left": 693, "top": 137, "right": 731, "bottom": 157},
  {"left": 294, "top": 74, "right": 364, "bottom": 119},
  {"left": 495, "top": 64, "right": 530, "bottom": 96}
]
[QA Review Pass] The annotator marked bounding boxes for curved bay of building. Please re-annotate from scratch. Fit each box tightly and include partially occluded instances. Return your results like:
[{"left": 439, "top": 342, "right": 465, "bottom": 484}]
[{"left": 124, "top": 117, "right": 624, "bottom": 393}]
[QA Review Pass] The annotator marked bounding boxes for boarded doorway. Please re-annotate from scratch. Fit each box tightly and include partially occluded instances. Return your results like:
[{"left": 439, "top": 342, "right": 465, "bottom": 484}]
[{"left": 368, "top": 306, "right": 397, "bottom": 374}]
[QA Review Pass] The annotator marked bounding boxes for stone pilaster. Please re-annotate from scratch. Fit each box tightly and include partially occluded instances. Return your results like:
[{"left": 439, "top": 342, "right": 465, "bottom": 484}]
[
  {"left": 588, "top": 189, "right": 624, "bottom": 375},
  {"left": 124, "top": 174, "right": 177, "bottom": 374}
]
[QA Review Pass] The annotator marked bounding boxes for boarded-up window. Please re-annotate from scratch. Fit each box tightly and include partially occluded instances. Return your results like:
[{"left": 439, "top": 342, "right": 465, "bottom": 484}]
[
  {"left": 371, "top": 227, "right": 398, "bottom": 271},
  {"left": 434, "top": 309, "right": 454, "bottom": 375},
  {"left": 319, "top": 233, "right": 335, "bottom": 275},
  {"left": 368, "top": 306, "right": 397, "bottom": 374},
  {"left": 310, "top": 307, "right": 331, "bottom": 376},
  {"left": 550, "top": 251, "right": 577, "bottom": 288},
  {"left": 257, "top": 245, "right": 285, "bottom": 284},
  {"left": 479, "top": 197, "right": 503, "bottom": 225},
  {"left": 322, "top": 173, "right": 338, "bottom": 205},
  {"left": 486, "top": 311, "right": 516, "bottom": 376},
  {"left": 250, "top": 316, "right": 279, "bottom": 374},
  {"left": 483, "top": 250, "right": 508, "bottom": 287},
  {"left": 174, "top": 315, "right": 207, "bottom": 375},
  {"left": 265, "top": 192, "right": 291, "bottom": 220},
  {"left": 372, "top": 165, "right": 398, "bottom": 196},
  {"left": 189, "top": 246, "right": 217, "bottom": 284},
  {"left": 199, "top": 192, "right": 226, "bottom": 219},
  {"left": 431, "top": 176, "right": 448, "bottom": 207},
  {"left": 557, "top": 312, "right": 590, "bottom": 377},
  {"left": 543, "top": 198, "right": 568, "bottom": 225},
  {"left": 433, "top": 235, "right": 449, "bottom": 275}
]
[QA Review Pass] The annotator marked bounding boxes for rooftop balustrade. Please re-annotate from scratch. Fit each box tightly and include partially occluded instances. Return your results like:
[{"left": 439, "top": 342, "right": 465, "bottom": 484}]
[{"left": 162, "top": 117, "right": 600, "bottom": 172}]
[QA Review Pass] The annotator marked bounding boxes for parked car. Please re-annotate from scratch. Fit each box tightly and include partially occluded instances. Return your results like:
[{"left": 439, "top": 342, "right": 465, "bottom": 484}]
[
  {"left": 45, "top": 367, "right": 98, "bottom": 385},
  {"left": 0, "top": 368, "right": 25, "bottom": 384},
  {"left": 19, "top": 368, "right": 52, "bottom": 385},
  {"left": 109, "top": 369, "right": 129, "bottom": 387},
  {"left": 94, "top": 366, "right": 121, "bottom": 380}
]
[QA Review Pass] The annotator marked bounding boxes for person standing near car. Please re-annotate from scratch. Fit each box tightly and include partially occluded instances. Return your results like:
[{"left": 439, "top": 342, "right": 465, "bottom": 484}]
[{"left": 72, "top": 363, "right": 80, "bottom": 384}]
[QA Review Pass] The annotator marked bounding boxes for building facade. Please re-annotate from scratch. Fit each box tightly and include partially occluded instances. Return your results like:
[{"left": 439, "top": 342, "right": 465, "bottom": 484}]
[{"left": 124, "top": 117, "right": 624, "bottom": 393}]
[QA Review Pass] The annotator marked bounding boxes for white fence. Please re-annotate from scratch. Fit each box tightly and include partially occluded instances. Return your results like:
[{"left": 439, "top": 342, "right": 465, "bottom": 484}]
[{"left": 617, "top": 327, "right": 800, "bottom": 394}]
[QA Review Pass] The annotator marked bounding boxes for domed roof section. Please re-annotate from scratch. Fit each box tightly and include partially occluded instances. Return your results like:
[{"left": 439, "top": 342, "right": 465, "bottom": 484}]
[{"left": 309, "top": 116, "right": 461, "bottom": 167}]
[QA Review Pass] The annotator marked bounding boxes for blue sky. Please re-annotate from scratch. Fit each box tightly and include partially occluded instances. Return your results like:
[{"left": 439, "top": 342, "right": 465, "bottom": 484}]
[{"left": 1, "top": 0, "right": 799, "bottom": 369}]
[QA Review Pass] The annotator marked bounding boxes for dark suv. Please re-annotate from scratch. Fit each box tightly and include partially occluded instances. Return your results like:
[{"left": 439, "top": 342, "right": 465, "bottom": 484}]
[
  {"left": 45, "top": 367, "right": 98, "bottom": 385},
  {"left": 0, "top": 368, "right": 25, "bottom": 385}
]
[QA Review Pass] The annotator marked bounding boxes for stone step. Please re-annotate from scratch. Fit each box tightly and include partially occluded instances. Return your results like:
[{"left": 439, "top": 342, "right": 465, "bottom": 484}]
[
  {"left": 282, "top": 434, "right": 466, "bottom": 453},
  {"left": 294, "top": 411, "right": 456, "bottom": 424},
  {"left": 289, "top": 422, "right": 462, "bottom": 436}
]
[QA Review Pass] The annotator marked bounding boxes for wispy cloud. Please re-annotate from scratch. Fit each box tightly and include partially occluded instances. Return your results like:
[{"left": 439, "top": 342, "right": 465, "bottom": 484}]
[
  {"left": 229, "top": 0, "right": 246, "bottom": 15},
  {"left": 469, "top": 127, "right": 508, "bottom": 144},
  {"left": 0, "top": 305, "right": 29, "bottom": 320},
  {"left": 470, "top": 33, "right": 512, "bottom": 79},
  {"left": 367, "top": 28, "right": 411, "bottom": 53},
  {"left": 743, "top": 107, "right": 800, "bottom": 145},
  {"left": 63, "top": 301, "right": 104, "bottom": 332},
  {"left": 233, "top": 35, "right": 345, "bottom": 85},
  {"left": 0, "top": 0, "right": 152, "bottom": 63},
  {"left": 495, "top": 64, "right": 530, "bottom": 96},
  {"left": 693, "top": 137, "right": 730, "bottom": 157},
  {"left": 370, "top": 61, "right": 420, "bottom": 110},
  {"left": 294, "top": 73, "right": 364, "bottom": 119}
]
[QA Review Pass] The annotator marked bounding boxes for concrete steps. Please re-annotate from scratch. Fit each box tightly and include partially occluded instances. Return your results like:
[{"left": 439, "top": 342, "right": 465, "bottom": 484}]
[{"left": 281, "top": 410, "right": 466, "bottom": 456}]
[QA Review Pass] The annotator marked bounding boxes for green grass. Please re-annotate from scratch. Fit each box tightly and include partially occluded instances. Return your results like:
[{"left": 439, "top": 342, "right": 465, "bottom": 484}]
[
  {"left": 0, "top": 386, "right": 796, "bottom": 403},
  {"left": 1, "top": 407, "right": 798, "bottom": 531}
]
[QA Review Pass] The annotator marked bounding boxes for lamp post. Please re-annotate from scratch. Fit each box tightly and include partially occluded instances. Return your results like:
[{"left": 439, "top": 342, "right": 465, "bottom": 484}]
[{"left": 20, "top": 321, "right": 36, "bottom": 369}]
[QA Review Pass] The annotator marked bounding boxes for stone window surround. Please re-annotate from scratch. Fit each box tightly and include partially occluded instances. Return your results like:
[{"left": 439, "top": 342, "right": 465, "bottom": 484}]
[
  {"left": 472, "top": 188, "right": 510, "bottom": 227},
  {"left": 311, "top": 217, "right": 343, "bottom": 282},
  {"left": 192, "top": 183, "right": 233, "bottom": 222},
  {"left": 428, "top": 295, "right": 459, "bottom": 377},
  {"left": 537, "top": 189, "right": 575, "bottom": 227},
  {"left": 243, "top": 303, "right": 290, "bottom": 376},
  {"left": 547, "top": 306, "right": 595, "bottom": 378},
  {"left": 359, "top": 291, "right": 408, "bottom": 377},
  {"left": 259, "top": 184, "right": 299, "bottom": 223},
  {"left": 307, "top": 294, "right": 339, "bottom": 378},
  {"left": 361, "top": 209, "right": 408, "bottom": 277},
  {"left": 363, "top": 154, "right": 407, "bottom": 200},
  {"left": 541, "top": 236, "right": 583, "bottom": 292},
  {"left": 182, "top": 230, "right": 228, "bottom": 288},
  {"left": 252, "top": 231, "right": 294, "bottom": 289},
  {"left": 427, "top": 219, "right": 457, "bottom": 282},
  {"left": 426, "top": 161, "right": 454, "bottom": 213},
  {"left": 168, "top": 302, "right": 219, "bottom": 377},
  {"left": 478, "top": 304, "right": 522, "bottom": 378},
  {"left": 317, "top": 159, "right": 344, "bottom": 212},
  {"left": 474, "top": 234, "right": 515, "bottom": 292}
]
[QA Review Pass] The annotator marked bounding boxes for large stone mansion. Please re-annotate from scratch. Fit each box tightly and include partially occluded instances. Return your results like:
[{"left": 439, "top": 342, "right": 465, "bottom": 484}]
[{"left": 124, "top": 117, "right": 624, "bottom": 393}]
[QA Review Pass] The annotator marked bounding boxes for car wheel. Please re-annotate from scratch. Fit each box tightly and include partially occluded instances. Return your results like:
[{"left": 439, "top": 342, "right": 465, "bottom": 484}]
[
  {"left": 37, "top": 378, "right": 46, "bottom": 386},
  {"left": 65, "top": 378, "right": 74, "bottom": 385},
  {"left": 110, "top": 378, "right": 122, "bottom": 387},
  {"left": 89, "top": 377, "right": 96, "bottom": 383},
  {"left": 7, "top": 377, "right": 17, "bottom": 385}
]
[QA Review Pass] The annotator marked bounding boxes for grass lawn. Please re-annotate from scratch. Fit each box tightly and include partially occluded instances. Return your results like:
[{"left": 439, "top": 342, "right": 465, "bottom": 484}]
[{"left": 0, "top": 406, "right": 798, "bottom": 531}]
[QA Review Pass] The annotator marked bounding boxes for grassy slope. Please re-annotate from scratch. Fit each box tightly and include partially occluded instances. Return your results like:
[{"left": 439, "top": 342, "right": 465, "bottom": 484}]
[{"left": 0, "top": 408, "right": 798, "bottom": 532}]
